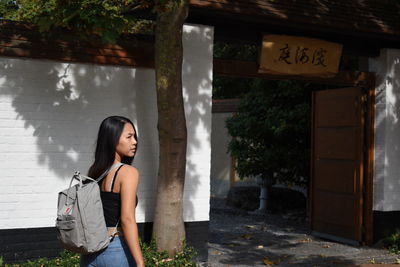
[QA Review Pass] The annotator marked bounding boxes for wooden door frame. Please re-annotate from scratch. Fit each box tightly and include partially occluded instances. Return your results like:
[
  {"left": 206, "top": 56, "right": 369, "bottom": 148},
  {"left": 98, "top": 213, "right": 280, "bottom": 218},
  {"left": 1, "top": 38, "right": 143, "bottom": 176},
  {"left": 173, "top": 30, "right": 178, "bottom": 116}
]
[{"left": 213, "top": 58, "right": 375, "bottom": 245}]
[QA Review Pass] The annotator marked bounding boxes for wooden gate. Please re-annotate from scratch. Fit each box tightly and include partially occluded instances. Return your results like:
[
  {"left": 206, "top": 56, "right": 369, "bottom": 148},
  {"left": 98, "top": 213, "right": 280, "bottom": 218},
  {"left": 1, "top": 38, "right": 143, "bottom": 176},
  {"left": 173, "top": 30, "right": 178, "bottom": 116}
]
[{"left": 311, "top": 87, "right": 367, "bottom": 245}]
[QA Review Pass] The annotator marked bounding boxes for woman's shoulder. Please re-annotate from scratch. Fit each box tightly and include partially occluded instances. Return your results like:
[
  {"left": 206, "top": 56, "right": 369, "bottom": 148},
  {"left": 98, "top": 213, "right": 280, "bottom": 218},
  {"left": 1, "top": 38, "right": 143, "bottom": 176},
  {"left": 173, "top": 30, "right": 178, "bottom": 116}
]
[
  {"left": 119, "top": 164, "right": 139, "bottom": 179},
  {"left": 118, "top": 165, "right": 139, "bottom": 192}
]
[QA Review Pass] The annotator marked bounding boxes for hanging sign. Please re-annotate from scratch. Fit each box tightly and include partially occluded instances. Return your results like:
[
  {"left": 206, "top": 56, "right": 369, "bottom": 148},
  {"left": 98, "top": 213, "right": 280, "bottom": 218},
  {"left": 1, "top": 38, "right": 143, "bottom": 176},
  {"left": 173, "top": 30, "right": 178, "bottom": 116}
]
[{"left": 259, "top": 34, "right": 343, "bottom": 77}]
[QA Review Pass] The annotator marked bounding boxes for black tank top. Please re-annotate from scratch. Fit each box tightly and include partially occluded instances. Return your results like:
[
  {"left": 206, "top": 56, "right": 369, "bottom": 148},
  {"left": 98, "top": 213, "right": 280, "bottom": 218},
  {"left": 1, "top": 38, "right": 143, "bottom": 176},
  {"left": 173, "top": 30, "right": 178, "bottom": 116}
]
[{"left": 100, "top": 165, "right": 138, "bottom": 227}]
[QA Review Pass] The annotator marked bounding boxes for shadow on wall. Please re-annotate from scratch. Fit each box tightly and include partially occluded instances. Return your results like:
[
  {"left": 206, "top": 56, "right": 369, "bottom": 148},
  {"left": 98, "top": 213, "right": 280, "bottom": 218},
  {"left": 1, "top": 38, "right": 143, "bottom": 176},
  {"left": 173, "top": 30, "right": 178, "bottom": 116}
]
[
  {"left": 382, "top": 53, "right": 400, "bottom": 210},
  {"left": 373, "top": 51, "right": 400, "bottom": 211},
  {"left": 0, "top": 23, "right": 213, "bottom": 225},
  {"left": 0, "top": 58, "right": 137, "bottom": 179},
  {"left": 181, "top": 24, "right": 213, "bottom": 221}
]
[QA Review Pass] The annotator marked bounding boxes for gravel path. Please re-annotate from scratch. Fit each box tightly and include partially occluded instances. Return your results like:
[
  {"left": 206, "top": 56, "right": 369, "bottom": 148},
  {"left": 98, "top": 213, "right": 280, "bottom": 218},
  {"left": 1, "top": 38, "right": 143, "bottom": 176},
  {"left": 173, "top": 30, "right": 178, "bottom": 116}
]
[{"left": 206, "top": 198, "right": 399, "bottom": 267}]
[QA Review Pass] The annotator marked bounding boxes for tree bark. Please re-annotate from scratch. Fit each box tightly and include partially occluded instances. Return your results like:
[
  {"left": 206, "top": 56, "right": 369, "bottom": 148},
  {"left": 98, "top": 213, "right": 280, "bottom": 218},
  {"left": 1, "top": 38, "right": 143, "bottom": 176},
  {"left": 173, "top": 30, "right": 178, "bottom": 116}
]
[{"left": 152, "top": 0, "right": 189, "bottom": 256}]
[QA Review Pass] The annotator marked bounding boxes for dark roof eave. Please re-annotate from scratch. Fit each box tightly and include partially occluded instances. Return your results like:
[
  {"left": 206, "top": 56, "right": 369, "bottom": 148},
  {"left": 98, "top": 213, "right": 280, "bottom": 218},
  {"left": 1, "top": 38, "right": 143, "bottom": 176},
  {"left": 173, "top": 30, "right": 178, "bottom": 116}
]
[{"left": 187, "top": 5, "right": 400, "bottom": 52}]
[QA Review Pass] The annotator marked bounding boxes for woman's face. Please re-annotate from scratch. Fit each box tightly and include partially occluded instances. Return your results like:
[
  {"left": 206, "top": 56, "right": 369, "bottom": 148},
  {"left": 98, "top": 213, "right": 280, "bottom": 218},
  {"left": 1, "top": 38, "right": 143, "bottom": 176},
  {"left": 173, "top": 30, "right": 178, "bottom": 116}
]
[{"left": 115, "top": 123, "right": 137, "bottom": 158}]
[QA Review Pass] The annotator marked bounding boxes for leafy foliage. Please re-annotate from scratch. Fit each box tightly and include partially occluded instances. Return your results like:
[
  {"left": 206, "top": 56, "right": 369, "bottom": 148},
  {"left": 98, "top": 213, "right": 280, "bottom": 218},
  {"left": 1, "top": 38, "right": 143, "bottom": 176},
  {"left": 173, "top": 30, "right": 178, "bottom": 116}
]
[
  {"left": 384, "top": 229, "right": 400, "bottom": 254},
  {"left": 213, "top": 76, "right": 254, "bottom": 99},
  {"left": 214, "top": 42, "right": 259, "bottom": 61},
  {"left": 0, "top": 0, "right": 18, "bottom": 19},
  {"left": 141, "top": 240, "right": 198, "bottom": 266},
  {"left": 1, "top": 0, "right": 190, "bottom": 43},
  {"left": 11, "top": 0, "right": 155, "bottom": 43},
  {"left": 1, "top": 250, "right": 80, "bottom": 267},
  {"left": 1, "top": 241, "right": 198, "bottom": 266},
  {"left": 226, "top": 79, "right": 312, "bottom": 186}
]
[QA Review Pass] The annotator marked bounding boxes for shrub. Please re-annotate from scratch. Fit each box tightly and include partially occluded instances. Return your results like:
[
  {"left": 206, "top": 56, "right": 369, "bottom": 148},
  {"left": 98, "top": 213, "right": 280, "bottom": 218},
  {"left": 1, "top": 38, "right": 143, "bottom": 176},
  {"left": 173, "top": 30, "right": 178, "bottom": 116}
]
[
  {"left": 141, "top": 240, "right": 198, "bottom": 267},
  {"left": 2, "top": 241, "right": 198, "bottom": 267},
  {"left": 1, "top": 250, "right": 79, "bottom": 267},
  {"left": 226, "top": 80, "right": 311, "bottom": 186},
  {"left": 384, "top": 229, "right": 400, "bottom": 254}
]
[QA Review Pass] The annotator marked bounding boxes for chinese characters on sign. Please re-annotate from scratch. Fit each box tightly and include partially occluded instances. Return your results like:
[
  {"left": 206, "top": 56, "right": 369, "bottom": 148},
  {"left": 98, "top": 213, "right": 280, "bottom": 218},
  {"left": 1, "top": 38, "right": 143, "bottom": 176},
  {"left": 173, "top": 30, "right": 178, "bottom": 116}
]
[
  {"left": 278, "top": 44, "right": 327, "bottom": 66},
  {"left": 259, "top": 35, "right": 342, "bottom": 77}
]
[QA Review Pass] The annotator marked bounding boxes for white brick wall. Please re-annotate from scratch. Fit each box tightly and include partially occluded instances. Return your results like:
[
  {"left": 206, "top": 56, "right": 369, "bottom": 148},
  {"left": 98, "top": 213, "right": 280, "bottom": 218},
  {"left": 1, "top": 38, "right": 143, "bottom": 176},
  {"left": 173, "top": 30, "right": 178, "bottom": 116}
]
[
  {"left": 0, "top": 24, "right": 213, "bottom": 229},
  {"left": 369, "top": 48, "right": 400, "bottom": 211}
]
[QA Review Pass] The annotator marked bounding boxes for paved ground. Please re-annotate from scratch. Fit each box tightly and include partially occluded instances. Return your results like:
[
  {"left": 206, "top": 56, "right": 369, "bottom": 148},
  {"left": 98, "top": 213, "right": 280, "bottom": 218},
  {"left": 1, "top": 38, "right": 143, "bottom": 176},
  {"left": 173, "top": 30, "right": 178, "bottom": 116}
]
[{"left": 206, "top": 198, "right": 399, "bottom": 267}]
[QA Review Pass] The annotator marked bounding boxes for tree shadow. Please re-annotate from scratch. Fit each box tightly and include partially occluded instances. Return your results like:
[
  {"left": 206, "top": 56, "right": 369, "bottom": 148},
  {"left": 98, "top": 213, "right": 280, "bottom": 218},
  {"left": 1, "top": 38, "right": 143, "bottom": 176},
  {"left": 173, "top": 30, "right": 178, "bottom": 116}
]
[
  {"left": 383, "top": 52, "right": 400, "bottom": 210},
  {"left": 371, "top": 51, "right": 400, "bottom": 203},
  {"left": 209, "top": 222, "right": 358, "bottom": 266},
  {"left": 209, "top": 208, "right": 397, "bottom": 266},
  {"left": 0, "top": 23, "right": 214, "bottom": 232},
  {"left": 0, "top": 56, "right": 142, "bottom": 227},
  {"left": 181, "top": 24, "right": 214, "bottom": 222},
  {"left": 0, "top": 59, "right": 138, "bottom": 176},
  {"left": 370, "top": 50, "right": 400, "bottom": 242}
]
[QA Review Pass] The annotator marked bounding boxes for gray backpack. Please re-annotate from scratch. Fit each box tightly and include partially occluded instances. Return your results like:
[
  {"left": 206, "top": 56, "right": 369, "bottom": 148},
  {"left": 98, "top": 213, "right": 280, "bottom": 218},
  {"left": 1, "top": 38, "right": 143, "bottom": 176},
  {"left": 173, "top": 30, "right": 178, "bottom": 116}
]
[{"left": 56, "top": 163, "right": 122, "bottom": 254}]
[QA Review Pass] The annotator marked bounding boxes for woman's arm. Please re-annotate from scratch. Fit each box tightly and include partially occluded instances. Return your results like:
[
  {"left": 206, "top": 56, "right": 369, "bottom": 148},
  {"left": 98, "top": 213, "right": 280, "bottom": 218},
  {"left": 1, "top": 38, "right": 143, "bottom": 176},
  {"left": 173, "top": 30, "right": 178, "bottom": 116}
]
[{"left": 119, "top": 166, "right": 144, "bottom": 267}]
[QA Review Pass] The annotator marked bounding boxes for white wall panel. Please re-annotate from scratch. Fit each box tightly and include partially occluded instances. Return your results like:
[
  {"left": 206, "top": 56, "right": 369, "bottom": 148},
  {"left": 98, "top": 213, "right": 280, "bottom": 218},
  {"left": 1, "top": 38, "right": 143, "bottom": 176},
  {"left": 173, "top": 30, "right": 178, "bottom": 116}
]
[
  {"left": 369, "top": 48, "right": 400, "bottom": 211},
  {"left": 0, "top": 24, "right": 213, "bottom": 229}
]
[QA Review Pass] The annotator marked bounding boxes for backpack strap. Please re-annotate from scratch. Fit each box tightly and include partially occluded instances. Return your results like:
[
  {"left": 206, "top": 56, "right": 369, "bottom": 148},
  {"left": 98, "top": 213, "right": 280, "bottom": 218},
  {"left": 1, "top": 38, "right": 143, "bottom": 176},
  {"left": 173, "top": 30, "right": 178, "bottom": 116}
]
[
  {"left": 96, "top": 163, "right": 124, "bottom": 183},
  {"left": 95, "top": 163, "right": 124, "bottom": 240},
  {"left": 109, "top": 218, "right": 120, "bottom": 241},
  {"left": 109, "top": 165, "right": 124, "bottom": 192},
  {"left": 108, "top": 165, "right": 124, "bottom": 239}
]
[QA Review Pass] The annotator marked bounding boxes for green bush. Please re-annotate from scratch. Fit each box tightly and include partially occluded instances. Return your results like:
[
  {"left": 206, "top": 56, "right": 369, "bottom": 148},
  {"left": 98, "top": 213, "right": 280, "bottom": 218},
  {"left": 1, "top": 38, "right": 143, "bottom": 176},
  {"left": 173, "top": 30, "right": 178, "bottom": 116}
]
[
  {"left": 141, "top": 240, "right": 197, "bottom": 267},
  {"left": 1, "top": 250, "right": 80, "bottom": 267},
  {"left": 385, "top": 229, "right": 400, "bottom": 254},
  {"left": 226, "top": 80, "right": 312, "bottom": 186},
  {"left": 1, "top": 241, "right": 197, "bottom": 267}
]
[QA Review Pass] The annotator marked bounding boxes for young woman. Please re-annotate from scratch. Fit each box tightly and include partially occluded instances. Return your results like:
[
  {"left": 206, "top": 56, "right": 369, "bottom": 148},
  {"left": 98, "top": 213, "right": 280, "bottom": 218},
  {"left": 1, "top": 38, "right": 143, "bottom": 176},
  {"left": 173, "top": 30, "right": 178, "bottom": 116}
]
[{"left": 80, "top": 116, "right": 144, "bottom": 267}]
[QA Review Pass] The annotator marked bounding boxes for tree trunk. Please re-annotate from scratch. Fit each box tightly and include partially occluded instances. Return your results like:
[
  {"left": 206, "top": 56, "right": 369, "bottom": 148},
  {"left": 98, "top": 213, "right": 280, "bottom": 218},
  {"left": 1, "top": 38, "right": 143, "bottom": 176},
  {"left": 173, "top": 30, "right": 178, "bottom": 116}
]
[{"left": 152, "top": 0, "right": 189, "bottom": 256}]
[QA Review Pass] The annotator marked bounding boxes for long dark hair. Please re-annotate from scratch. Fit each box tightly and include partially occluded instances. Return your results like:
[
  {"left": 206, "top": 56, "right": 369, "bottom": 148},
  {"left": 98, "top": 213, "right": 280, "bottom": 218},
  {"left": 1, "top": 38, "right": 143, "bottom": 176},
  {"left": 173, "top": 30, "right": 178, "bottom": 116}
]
[{"left": 88, "top": 116, "right": 138, "bottom": 179}]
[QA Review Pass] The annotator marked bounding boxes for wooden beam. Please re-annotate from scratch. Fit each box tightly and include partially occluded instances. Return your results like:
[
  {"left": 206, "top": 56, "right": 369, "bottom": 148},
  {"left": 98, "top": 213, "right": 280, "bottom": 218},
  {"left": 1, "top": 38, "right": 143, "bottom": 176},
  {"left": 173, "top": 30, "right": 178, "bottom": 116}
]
[
  {"left": 212, "top": 99, "right": 240, "bottom": 113},
  {"left": 213, "top": 58, "right": 375, "bottom": 87},
  {"left": 0, "top": 20, "right": 155, "bottom": 68}
]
